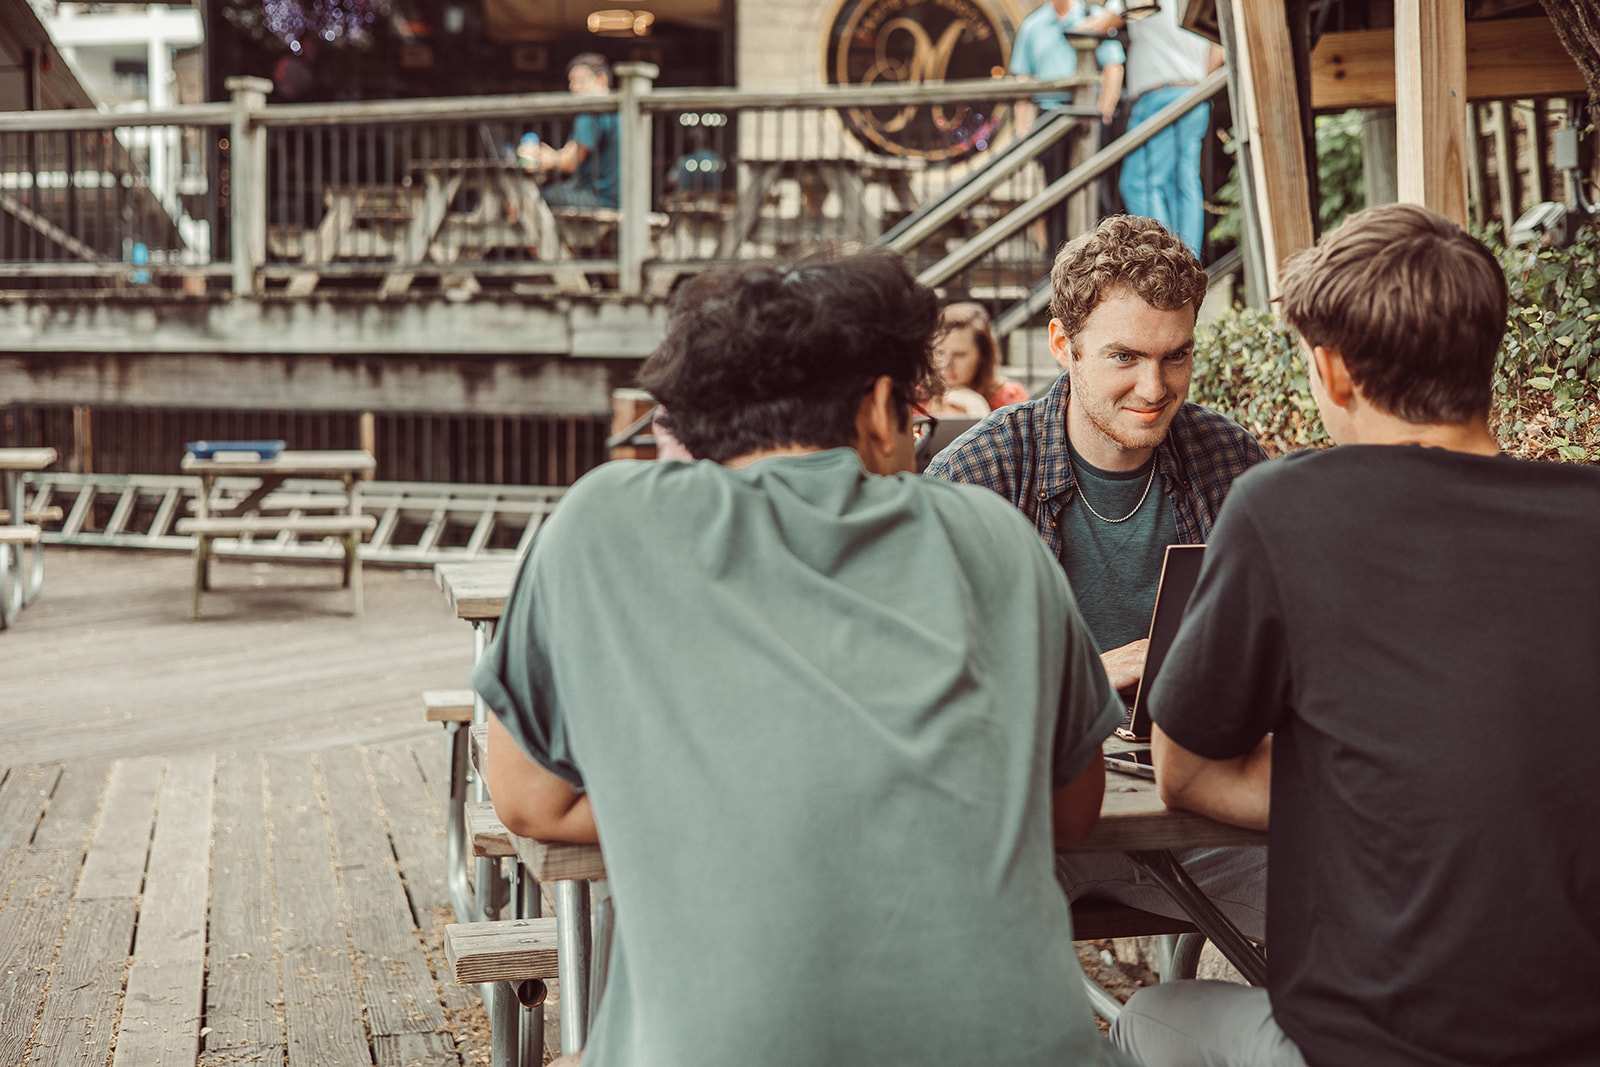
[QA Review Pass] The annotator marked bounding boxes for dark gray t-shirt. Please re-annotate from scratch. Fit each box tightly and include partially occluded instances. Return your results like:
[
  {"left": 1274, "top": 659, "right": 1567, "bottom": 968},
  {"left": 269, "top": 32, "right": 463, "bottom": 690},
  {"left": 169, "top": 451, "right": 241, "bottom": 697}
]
[
  {"left": 1150, "top": 446, "right": 1600, "bottom": 1067},
  {"left": 1058, "top": 443, "right": 1179, "bottom": 652},
  {"left": 474, "top": 449, "right": 1127, "bottom": 1067}
]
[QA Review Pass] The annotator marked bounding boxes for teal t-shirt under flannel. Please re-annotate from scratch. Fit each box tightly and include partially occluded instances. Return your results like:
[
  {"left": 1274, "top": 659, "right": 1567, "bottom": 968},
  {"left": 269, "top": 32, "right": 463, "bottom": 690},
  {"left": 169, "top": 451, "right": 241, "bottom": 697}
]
[
  {"left": 474, "top": 449, "right": 1126, "bottom": 1067},
  {"left": 1058, "top": 442, "right": 1178, "bottom": 652}
]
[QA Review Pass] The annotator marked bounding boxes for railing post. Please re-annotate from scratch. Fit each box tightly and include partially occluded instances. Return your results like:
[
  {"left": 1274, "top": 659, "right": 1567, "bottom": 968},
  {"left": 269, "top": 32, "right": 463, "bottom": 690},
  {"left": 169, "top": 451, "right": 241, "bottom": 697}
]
[
  {"left": 225, "top": 76, "right": 273, "bottom": 297},
  {"left": 614, "top": 62, "right": 658, "bottom": 297}
]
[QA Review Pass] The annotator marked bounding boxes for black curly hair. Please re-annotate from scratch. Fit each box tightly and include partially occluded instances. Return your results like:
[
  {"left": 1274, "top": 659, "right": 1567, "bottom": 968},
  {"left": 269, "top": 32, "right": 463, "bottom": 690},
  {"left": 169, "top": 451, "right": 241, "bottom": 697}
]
[{"left": 639, "top": 252, "right": 942, "bottom": 463}]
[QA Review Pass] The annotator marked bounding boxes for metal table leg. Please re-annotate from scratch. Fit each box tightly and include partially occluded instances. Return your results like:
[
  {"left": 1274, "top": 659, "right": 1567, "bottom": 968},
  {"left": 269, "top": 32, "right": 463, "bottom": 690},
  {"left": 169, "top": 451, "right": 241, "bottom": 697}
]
[
  {"left": 588, "top": 881, "right": 614, "bottom": 1018},
  {"left": 0, "top": 542, "right": 16, "bottom": 631},
  {"left": 517, "top": 862, "right": 545, "bottom": 1067},
  {"left": 471, "top": 620, "right": 509, "bottom": 921},
  {"left": 445, "top": 723, "right": 478, "bottom": 925},
  {"left": 554, "top": 880, "right": 592, "bottom": 1055},
  {"left": 1128, "top": 850, "right": 1267, "bottom": 986}
]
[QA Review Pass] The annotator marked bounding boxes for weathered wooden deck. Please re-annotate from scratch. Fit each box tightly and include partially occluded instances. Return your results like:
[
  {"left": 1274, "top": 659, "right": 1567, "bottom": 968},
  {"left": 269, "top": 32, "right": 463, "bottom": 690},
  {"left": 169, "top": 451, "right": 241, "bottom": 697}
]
[{"left": 0, "top": 549, "right": 491, "bottom": 1066}]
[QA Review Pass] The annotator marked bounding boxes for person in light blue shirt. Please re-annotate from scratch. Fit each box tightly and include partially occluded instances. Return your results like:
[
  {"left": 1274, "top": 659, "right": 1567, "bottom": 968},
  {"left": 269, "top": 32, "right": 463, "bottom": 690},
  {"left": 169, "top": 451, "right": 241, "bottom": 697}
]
[{"left": 1010, "top": 1, "right": 1125, "bottom": 253}]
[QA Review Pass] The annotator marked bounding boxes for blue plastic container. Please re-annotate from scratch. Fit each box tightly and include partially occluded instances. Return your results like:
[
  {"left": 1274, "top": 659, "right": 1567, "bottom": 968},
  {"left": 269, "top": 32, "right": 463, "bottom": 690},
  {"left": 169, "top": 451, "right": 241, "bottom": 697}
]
[{"left": 184, "top": 439, "right": 286, "bottom": 461}]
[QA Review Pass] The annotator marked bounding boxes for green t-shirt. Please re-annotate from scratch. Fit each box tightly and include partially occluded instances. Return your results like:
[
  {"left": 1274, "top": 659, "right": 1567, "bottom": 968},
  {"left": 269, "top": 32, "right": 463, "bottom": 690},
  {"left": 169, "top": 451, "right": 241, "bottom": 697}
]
[
  {"left": 474, "top": 449, "right": 1127, "bottom": 1067},
  {"left": 1059, "top": 442, "right": 1180, "bottom": 653}
]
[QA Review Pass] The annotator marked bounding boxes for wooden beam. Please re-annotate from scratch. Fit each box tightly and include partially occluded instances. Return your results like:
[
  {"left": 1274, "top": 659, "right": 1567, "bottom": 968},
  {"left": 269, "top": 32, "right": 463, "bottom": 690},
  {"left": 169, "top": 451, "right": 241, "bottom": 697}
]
[
  {"left": 1312, "top": 17, "right": 1583, "bottom": 111},
  {"left": 1397, "top": 0, "right": 1470, "bottom": 226},
  {"left": 1231, "top": 0, "right": 1317, "bottom": 297}
]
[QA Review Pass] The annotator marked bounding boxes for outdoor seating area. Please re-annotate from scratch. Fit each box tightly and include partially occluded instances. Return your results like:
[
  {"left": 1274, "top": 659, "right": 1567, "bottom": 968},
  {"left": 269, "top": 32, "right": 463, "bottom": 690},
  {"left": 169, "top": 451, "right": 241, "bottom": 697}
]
[{"left": 4, "top": 0, "right": 1600, "bottom": 1065}]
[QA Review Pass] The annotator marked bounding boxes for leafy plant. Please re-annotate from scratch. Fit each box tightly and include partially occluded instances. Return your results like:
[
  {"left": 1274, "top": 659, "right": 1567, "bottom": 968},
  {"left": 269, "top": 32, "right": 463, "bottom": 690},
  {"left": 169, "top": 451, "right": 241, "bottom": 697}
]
[
  {"left": 1191, "top": 225, "right": 1600, "bottom": 463},
  {"left": 1207, "top": 110, "right": 1367, "bottom": 248}
]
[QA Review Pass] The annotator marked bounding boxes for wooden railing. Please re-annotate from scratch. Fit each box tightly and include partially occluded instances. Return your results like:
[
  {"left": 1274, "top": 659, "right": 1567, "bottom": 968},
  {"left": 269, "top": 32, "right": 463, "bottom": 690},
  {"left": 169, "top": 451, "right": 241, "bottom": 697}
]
[{"left": 0, "top": 68, "right": 1098, "bottom": 297}]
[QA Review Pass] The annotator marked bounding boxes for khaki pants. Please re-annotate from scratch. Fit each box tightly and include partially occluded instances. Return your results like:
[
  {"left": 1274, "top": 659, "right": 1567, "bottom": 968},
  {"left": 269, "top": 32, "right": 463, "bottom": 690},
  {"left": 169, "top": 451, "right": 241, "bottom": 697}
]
[{"left": 1111, "top": 981, "right": 1307, "bottom": 1067}]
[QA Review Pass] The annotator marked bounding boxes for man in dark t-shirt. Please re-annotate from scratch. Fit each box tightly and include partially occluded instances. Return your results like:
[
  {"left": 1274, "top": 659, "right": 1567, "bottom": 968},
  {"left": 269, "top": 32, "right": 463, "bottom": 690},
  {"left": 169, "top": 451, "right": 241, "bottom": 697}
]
[{"left": 1111, "top": 204, "right": 1600, "bottom": 1066}]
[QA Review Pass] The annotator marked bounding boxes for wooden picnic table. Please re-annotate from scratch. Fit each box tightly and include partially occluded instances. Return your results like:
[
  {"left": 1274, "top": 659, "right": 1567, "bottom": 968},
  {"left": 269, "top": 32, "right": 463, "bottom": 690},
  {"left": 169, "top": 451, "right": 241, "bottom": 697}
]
[
  {"left": 298, "top": 158, "right": 591, "bottom": 294},
  {"left": 178, "top": 449, "right": 378, "bottom": 617},
  {"left": 435, "top": 557, "right": 1268, "bottom": 985},
  {"left": 717, "top": 155, "right": 924, "bottom": 257},
  {"left": 0, "top": 446, "right": 58, "bottom": 628}
]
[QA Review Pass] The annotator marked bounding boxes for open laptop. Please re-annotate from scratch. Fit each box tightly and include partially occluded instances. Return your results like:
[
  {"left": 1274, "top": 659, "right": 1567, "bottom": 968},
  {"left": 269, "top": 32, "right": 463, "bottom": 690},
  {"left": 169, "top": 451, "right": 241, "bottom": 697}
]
[{"left": 1105, "top": 544, "right": 1206, "bottom": 775}]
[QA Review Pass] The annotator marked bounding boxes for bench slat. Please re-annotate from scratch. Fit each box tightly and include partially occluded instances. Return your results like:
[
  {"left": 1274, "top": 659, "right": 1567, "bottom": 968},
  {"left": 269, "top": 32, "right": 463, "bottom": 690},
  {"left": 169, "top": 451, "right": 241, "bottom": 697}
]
[
  {"left": 446, "top": 918, "right": 560, "bottom": 984},
  {"left": 177, "top": 515, "right": 377, "bottom": 536},
  {"left": 0, "top": 507, "right": 63, "bottom": 524},
  {"left": 0, "top": 524, "right": 42, "bottom": 545},
  {"left": 423, "top": 689, "right": 474, "bottom": 723},
  {"left": 466, "top": 801, "right": 515, "bottom": 858}
]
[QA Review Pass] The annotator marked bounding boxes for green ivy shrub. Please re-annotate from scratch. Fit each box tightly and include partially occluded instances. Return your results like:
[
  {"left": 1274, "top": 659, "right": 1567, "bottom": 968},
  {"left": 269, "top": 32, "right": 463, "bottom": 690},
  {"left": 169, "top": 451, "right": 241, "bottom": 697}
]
[{"left": 1191, "top": 226, "right": 1600, "bottom": 463}]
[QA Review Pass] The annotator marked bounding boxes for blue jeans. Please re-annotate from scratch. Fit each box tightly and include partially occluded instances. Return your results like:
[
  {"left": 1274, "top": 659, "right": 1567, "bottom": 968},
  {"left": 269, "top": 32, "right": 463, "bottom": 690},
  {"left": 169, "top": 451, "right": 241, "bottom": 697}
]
[{"left": 1118, "top": 85, "right": 1211, "bottom": 256}]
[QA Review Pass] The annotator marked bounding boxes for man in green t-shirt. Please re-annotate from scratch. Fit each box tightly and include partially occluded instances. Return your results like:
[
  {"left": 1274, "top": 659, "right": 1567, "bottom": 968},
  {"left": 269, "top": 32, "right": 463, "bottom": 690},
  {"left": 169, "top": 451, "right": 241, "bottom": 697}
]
[{"left": 475, "top": 253, "right": 1133, "bottom": 1066}]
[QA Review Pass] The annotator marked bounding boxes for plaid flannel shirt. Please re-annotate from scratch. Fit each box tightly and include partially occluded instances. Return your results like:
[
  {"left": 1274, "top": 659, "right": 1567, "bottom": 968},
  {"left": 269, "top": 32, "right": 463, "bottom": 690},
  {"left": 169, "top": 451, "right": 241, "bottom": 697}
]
[{"left": 924, "top": 372, "right": 1268, "bottom": 558}]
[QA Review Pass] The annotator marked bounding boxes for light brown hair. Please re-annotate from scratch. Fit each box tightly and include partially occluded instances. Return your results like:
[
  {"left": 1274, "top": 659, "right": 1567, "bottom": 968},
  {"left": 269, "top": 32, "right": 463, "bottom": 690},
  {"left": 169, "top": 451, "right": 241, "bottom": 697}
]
[
  {"left": 1279, "top": 203, "right": 1507, "bottom": 423},
  {"left": 1049, "top": 215, "right": 1207, "bottom": 344},
  {"left": 938, "top": 301, "right": 1000, "bottom": 398}
]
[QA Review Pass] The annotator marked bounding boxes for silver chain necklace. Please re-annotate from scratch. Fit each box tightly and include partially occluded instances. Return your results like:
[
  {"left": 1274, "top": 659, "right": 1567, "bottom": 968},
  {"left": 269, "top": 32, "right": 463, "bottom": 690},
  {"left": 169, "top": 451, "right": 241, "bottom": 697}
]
[{"left": 1068, "top": 453, "right": 1156, "bottom": 524}]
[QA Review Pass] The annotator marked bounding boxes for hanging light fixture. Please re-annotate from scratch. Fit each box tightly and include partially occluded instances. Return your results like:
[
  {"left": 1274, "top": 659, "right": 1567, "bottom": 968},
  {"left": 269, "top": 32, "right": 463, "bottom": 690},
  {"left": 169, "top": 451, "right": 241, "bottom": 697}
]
[{"left": 587, "top": 9, "right": 654, "bottom": 36}]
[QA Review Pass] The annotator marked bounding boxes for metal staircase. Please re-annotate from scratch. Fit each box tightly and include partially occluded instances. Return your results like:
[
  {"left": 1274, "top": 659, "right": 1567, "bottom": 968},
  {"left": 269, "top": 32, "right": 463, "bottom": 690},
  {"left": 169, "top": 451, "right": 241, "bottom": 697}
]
[{"left": 20, "top": 472, "right": 563, "bottom": 566}]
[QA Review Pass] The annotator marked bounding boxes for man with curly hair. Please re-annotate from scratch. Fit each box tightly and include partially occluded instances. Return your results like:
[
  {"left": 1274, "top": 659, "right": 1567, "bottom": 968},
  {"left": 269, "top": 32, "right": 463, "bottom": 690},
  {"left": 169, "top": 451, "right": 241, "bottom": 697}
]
[
  {"left": 475, "top": 252, "right": 1137, "bottom": 1066},
  {"left": 926, "top": 214, "right": 1269, "bottom": 939}
]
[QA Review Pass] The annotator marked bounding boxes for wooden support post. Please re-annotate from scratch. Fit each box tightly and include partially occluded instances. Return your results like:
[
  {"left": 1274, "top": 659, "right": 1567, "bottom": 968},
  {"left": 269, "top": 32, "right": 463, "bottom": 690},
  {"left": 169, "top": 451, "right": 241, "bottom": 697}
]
[
  {"left": 1362, "top": 110, "right": 1399, "bottom": 207},
  {"left": 1466, "top": 105, "right": 1488, "bottom": 229},
  {"left": 1528, "top": 99, "right": 1548, "bottom": 206},
  {"left": 614, "top": 63, "right": 659, "bottom": 298},
  {"left": 1230, "top": 0, "right": 1317, "bottom": 297},
  {"left": 1395, "top": 0, "right": 1469, "bottom": 226},
  {"left": 225, "top": 77, "right": 273, "bottom": 297},
  {"left": 1490, "top": 101, "right": 1518, "bottom": 234},
  {"left": 610, "top": 388, "right": 657, "bottom": 461},
  {"left": 71, "top": 404, "right": 94, "bottom": 474},
  {"left": 358, "top": 411, "right": 376, "bottom": 480},
  {"left": 1215, "top": 0, "right": 1270, "bottom": 310}
]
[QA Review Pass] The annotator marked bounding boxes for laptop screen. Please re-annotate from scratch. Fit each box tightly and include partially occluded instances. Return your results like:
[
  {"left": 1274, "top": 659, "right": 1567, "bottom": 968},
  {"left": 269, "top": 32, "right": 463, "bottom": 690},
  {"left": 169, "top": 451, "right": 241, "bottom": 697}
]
[{"left": 1121, "top": 544, "right": 1206, "bottom": 741}]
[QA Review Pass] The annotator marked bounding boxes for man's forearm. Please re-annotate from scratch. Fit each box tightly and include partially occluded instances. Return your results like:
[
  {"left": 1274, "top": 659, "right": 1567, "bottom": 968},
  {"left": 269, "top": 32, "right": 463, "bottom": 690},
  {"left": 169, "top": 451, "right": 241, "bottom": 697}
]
[{"left": 1154, "top": 732, "right": 1272, "bottom": 831}]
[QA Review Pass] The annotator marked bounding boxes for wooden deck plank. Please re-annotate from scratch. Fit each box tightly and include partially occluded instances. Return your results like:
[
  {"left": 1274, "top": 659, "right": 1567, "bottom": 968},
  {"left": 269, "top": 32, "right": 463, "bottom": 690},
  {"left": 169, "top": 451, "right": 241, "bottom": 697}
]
[
  {"left": 111, "top": 754, "right": 216, "bottom": 1067},
  {"left": 76, "top": 758, "right": 164, "bottom": 901},
  {"left": 366, "top": 744, "right": 450, "bottom": 928},
  {"left": 204, "top": 752, "right": 285, "bottom": 1058},
  {"left": 373, "top": 1032, "right": 460, "bottom": 1067},
  {"left": 321, "top": 746, "right": 450, "bottom": 1040},
  {"left": 0, "top": 764, "right": 64, "bottom": 849},
  {"left": 0, "top": 848, "right": 78, "bottom": 1065},
  {"left": 32, "top": 762, "right": 110, "bottom": 851},
  {"left": 364, "top": 740, "right": 475, "bottom": 1020},
  {"left": 265, "top": 754, "right": 372, "bottom": 1067},
  {"left": 23, "top": 897, "right": 139, "bottom": 1067},
  {"left": 0, "top": 549, "right": 475, "bottom": 768}
]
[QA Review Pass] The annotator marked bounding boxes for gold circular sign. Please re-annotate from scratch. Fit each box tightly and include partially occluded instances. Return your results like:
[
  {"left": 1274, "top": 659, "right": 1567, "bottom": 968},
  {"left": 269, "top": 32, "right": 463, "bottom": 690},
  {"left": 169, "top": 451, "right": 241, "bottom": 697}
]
[{"left": 825, "top": 0, "right": 1011, "bottom": 163}]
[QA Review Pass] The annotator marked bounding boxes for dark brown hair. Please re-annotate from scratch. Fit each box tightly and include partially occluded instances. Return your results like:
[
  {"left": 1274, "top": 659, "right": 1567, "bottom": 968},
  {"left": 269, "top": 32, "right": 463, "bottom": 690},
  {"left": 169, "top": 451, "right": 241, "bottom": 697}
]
[
  {"left": 1279, "top": 203, "right": 1507, "bottom": 423},
  {"left": 938, "top": 301, "right": 1000, "bottom": 397},
  {"left": 567, "top": 53, "right": 611, "bottom": 85},
  {"left": 1049, "top": 215, "right": 1208, "bottom": 341},
  {"left": 639, "top": 253, "right": 941, "bottom": 463}
]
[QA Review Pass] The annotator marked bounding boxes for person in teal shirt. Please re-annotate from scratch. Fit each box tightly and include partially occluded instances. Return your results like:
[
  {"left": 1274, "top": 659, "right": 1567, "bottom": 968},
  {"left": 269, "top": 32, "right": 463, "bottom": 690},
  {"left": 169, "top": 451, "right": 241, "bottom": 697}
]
[
  {"left": 476, "top": 253, "right": 1133, "bottom": 1066},
  {"left": 531, "top": 53, "right": 619, "bottom": 209},
  {"left": 1011, "top": 0, "right": 1125, "bottom": 253}
]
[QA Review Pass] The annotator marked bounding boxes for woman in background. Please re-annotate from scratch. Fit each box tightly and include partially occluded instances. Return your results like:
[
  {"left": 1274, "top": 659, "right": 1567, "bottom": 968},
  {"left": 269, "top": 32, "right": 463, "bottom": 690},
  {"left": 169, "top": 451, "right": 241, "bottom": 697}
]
[{"left": 934, "top": 302, "right": 1030, "bottom": 413}]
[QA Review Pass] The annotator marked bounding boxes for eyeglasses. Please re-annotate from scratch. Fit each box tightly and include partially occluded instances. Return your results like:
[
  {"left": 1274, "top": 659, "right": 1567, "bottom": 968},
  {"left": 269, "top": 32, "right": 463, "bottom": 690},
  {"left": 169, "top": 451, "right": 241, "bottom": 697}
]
[{"left": 911, "top": 410, "right": 939, "bottom": 446}]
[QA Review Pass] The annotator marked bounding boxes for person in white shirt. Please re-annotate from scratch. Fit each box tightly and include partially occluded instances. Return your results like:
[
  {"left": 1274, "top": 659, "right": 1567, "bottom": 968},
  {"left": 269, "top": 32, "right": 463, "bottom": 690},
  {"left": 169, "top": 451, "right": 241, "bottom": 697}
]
[{"left": 1106, "top": 3, "right": 1223, "bottom": 254}]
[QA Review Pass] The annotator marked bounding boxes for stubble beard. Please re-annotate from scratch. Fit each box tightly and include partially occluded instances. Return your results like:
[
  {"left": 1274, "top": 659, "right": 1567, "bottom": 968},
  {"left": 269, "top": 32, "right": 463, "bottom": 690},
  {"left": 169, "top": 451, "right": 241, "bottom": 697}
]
[{"left": 1080, "top": 393, "right": 1171, "bottom": 455}]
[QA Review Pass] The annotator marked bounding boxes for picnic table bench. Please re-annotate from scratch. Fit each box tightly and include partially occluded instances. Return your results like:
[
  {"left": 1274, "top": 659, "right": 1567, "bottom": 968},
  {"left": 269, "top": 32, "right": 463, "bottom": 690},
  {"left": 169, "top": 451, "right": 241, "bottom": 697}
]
[
  {"left": 0, "top": 447, "right": 58, "bottom": 629},
  {"left": 177, "top": 450, "right": 376, "bottom": 618}
]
